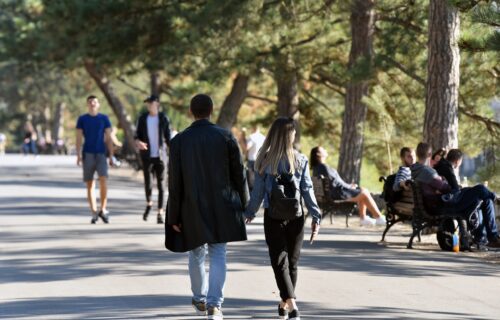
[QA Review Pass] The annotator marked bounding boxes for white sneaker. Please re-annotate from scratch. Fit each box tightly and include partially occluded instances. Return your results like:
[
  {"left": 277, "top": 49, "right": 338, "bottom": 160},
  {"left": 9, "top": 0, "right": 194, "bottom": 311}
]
[
  {"left": 375, "top": 216, "right": 387, "bottom": 226},
  {"left": 360, "top": 216, "right": 376, "bottom": 226}
]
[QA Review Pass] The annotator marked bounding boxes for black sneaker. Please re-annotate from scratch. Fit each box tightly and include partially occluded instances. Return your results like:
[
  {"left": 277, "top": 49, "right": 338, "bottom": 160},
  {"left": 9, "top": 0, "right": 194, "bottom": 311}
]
[
  {"left": 98, "top": 210, "right": 109, "bottom": 224},
  {"left": 288, "top": 309, "right": 300, "bottom": 320},
  {"left": 278, "top": 304, "right": 288, "bottom": 319},
  {"left": 191, "top": 299, "right": 207, "bottom": 316},
  {"left": 157, "top": 214, "right": 164, "bottom": 224},
  {"left": 90, "top": 214, "right": 98, "bottom": 224},
  {"left": 487, "top": 237, "right": 500, "bottom": 249},
  {"left": 143, "top": 205, "right": 152, "bottom": 221}
]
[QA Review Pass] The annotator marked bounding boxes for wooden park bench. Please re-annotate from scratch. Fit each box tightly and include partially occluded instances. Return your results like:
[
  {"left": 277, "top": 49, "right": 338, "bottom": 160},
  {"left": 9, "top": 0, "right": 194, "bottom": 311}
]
[
  {"left": 311, "top": 175, "right": 357, "bottom": 227},
  {"left": 379, "top": 177, "right": 482, "bottom": 249}
]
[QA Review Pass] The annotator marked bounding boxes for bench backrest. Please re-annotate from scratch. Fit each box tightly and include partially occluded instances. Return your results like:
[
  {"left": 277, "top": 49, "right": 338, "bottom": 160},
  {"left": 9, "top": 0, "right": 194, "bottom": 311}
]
[
  {"left": 312, "top": 175, "right": 329, "bottom": 205},
  {"left": 391, "top": 183, "right": 415, "bottom": 217}
]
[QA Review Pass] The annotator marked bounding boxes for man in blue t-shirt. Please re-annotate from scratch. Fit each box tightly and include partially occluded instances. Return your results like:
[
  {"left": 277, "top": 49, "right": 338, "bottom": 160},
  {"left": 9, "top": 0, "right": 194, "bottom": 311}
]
[{"left": 76, "top": 95, "right": 114, "bottom": 224}]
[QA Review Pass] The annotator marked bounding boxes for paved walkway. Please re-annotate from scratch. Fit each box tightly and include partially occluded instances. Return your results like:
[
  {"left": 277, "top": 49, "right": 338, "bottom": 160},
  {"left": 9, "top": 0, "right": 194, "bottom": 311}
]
[{"left": 0, "top": 155, "right": 499, "bottom": 319}]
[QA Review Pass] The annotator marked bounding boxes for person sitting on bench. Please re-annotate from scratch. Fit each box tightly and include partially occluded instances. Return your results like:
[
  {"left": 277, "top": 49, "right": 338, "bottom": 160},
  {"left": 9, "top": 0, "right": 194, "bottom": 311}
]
[
  {"left": 435, "top": 148, "right": 500, "bottom": 248},
  {"left": 310, "top": 146, "right": 386, "bottom": 226},
  {"left": 434, "top": 148, "right": 461, "bottom": 192},
  {"left": 393, "top": 147, "right": 415, "bottom": 192},
  {"left": 410, "top": 142, "right": 452, "bottom": 211}
]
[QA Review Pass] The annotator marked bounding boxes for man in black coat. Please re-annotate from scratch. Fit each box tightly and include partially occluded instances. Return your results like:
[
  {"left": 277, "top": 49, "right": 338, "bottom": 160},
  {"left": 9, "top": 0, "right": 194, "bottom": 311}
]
[
  {"left": 135, "top": 95, "right": 171, "bottom": 224},
  {"left": 165, "top": 94, "right": 248, "bottom": 319}
]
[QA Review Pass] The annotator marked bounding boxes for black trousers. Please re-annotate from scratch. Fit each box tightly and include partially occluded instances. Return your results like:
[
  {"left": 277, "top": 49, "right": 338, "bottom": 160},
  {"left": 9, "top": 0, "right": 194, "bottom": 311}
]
[
  {"left": 264, "top": 209, "right": 305, "bottom": 301},
  {"left": 142, "top": 157, "right": 165, "bottom": 209}
]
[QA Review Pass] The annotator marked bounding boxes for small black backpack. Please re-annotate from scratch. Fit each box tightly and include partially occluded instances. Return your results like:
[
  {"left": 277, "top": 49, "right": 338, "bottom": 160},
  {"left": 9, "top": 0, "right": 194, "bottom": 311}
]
[
  {"left": 268, "top": 173, "right": 303, "bottom": 221},
  {"left": 381, "top": 174, "right": 402, "bottom": 203}
]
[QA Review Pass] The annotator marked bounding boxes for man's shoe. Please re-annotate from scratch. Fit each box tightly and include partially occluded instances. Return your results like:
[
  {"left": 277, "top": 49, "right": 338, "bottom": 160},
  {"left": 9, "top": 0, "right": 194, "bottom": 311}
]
[
  {"left": 288, "top": 309, "right": 300, "bottom": 320},
  {"left": 207, "top": 306, "right": 223, "bottom": 320},
  {"left": 98, "top": 210, "right": 109, "bottom": 224},
  {"left": 487, "top": 238, "right": 500, "bottom": 249},
  {"left": 278, "top": 304, "right": 288, "bottom": 319},
  {"left": 191, "top": 299, "right": 207, "bottom": 316},
  {"left": 157, "top": 214, "right": 164, "bottom": 224}
]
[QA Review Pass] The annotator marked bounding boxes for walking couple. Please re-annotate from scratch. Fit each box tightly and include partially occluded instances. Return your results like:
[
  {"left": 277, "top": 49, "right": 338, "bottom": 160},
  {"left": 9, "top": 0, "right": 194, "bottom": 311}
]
[{"left": 165, "top": 94, "right": 321, "bottom": 320}]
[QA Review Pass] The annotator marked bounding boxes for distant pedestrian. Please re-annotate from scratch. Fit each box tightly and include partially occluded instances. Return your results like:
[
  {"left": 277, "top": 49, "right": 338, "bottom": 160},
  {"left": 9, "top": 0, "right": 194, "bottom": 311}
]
[
  {"left": 0, "top": 132, "right": 6, "bottom": 155},
  {"left": 134, "top": 94, "right": 171, "bottom": 224},
  {"left": 165, "top": 94, "right": 248, "bottom": 320},
  {"left": 22, "top": 122, "right": 37, "bottom": 155},
  {"left": 245, "top": 117, "right": 321, "bottom": 320},
  {"left": 76, "top": 95, "right": 114, "bottom": 224},
  {"left": 245, "top": 124, "right": 265, "bottom": 191}
]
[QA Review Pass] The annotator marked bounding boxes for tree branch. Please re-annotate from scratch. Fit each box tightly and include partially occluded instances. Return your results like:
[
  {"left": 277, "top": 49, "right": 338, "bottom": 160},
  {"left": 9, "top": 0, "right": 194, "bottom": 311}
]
[
  {"left": 380, "top": 55, "right": 425, "bottom": 85},
  {"left": 459, "top": 95, "right": 500, "bottom": 138},
  {"left": 247, "top": 94, "right": 277, "bottom": 104}
]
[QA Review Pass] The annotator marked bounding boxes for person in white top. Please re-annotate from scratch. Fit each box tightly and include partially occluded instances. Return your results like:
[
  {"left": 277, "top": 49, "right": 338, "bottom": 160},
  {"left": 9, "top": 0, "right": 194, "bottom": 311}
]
[
  {"left": 245, "top": 125, "right": 266, "bottom": 191},
  {"left": 134, "top": 95, "right": 171, "bottom": 224}
]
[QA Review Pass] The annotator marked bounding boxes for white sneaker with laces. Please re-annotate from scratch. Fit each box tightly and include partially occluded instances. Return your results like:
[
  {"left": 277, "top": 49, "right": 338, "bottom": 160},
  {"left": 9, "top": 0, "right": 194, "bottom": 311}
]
[
  {"left": 360, "top": 216, "right": 376, "bottom": 226},
  {"left": 375, "top": 216, "right": 387, "bottom": 226}
]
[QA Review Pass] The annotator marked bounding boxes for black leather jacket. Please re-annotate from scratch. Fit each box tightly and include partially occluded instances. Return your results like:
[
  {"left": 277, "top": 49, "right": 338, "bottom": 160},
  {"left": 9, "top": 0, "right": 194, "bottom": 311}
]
[
  {"left": 165, "top": 119, "right": 249, "bottom": 252},
  {"left": 134, "top": 111, "right": 171, "bottom": 160},
  {"left": 435, "top": 158, "right": 460, "bottom": 192}
]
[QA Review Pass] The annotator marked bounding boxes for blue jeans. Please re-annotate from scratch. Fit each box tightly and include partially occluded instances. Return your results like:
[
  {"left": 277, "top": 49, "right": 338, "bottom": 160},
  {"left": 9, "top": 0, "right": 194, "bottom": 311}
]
[
  {"left": 189, "top": 243, "right": 227, "bottom": 308},
  {"left": 447, "top": 185, "right": 498, "bottom": 244}
]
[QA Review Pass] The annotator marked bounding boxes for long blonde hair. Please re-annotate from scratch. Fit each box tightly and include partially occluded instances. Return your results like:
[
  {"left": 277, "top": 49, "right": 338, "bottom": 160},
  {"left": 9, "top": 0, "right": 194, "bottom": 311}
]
[{"left": 255, "top": 117, "right": 297, "bottom": 175}]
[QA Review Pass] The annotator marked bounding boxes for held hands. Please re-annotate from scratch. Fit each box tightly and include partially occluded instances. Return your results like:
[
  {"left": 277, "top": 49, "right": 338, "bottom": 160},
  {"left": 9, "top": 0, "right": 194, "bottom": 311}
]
[
  {"left": 135, "top": 140, "right": 148, "bottom": 151},
  {"left": 245, "top": 216, "right": 254, "bottom": 224},
  {"left": 310, "top": 222, "right": 320, "bottom": 244}
]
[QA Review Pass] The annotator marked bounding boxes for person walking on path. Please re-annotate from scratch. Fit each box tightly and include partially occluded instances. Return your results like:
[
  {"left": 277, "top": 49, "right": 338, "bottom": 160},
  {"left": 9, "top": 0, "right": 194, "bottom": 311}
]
[
  {"left": 165, "top": 94, "right": 248, "bottom": 320},
  {"left": 245, "top": 124, "right": 266, "bottom": 191},
  {"left": 22, "top": 122, "right": 37, "bottom": 155},
  {"left": 245, "top": 117, "right": 321, "bottom": 320},
  {"left": 134, "top": 94, "right": 171, "bottom": 224},
  {"left": 0, "top": 132, "right": 6, "bottom": 155},
  {"left": 76, "top": 95, "right": 114, "bottom": 224}
]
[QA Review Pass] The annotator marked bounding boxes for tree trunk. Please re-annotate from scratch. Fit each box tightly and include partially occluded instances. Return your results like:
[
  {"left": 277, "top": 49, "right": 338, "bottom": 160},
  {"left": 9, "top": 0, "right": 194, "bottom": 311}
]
[
  {"left": 216, "top": 73, "right": 249, "bottom": 130},
  {"left": 84, "top": 60, "right": 138, "bottom": 159},
  {"left": 150, "top": 70, "right": 161, "bottom": 98},
  {"left": 337, "top": 0, "right": 375, "bottom": 185},
  {"left": 275, "top": 55, "right": 300, "bottom": 148},
  {"left": 52, "top": 102, "right": 65, "bottom": 152},
  {"left": 423, "top": 0, "right": 460, "bottom": 150}
]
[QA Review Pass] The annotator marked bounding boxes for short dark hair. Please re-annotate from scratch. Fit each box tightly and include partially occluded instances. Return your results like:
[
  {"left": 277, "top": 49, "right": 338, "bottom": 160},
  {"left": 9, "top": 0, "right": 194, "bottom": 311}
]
[
  {"left": 416, "top": 142, "right": 431, "bottom": 160},
  {"left": 190, "top": 94, "right": 213, "bottom": 118},
  {"left": 87, "top": 95, "right": 97, "bottom": 101},
  {"left": 400, "top": 147, "right": 412, "bottom": 158},
  {"left": 446, "top": 149, "right": 463, "bottom": 163}
]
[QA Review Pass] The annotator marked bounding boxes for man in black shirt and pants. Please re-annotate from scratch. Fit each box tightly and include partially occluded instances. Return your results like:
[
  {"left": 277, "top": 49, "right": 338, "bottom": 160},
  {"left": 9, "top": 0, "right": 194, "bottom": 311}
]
[{"left": 135, "top": 95, "right": 171, "bottom": 223}]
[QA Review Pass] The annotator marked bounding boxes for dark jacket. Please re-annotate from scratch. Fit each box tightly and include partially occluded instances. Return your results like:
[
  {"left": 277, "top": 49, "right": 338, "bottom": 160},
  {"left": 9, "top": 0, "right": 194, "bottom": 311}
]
[
  {"left": 434, "top": 158, "right": 460, "bottom": 192},
  {"left": 410, "top": 162, "right": 451, "bottom": 211},
  {"left": 134, "top": 112, "right": 171, "bottom": 160},
  {"left": 312, "top": 163, "right": 360, "bottom": 200},
  {"left": 165, "top": 119, "right": 249, "bottom": 252}
]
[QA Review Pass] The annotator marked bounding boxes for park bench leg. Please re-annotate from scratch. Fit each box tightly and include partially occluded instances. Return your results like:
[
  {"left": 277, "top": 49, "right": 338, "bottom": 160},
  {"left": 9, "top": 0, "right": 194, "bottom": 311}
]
[
  {"left": 407, "top": 223, "right": 427, "bottom": 249},
  {"left": 381, "top": 216, "right": 403, "bottom": 242}
]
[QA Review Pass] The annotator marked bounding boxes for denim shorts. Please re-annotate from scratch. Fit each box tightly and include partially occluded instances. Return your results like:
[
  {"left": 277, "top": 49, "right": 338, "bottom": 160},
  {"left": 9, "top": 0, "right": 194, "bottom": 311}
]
[{"left": 83, "top": 153, "right": 108, "bottom": 181}]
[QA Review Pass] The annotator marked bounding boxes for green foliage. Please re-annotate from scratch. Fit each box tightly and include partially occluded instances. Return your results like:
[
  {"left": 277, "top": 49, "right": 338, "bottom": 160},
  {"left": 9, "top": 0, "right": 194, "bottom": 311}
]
[{"left": 0, "top": 0, "right": 497, "bottom": 186}]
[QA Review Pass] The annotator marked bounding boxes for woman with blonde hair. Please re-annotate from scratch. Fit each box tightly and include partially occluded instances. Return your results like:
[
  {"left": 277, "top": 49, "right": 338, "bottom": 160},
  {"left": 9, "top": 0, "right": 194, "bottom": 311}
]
[{"left": 245, "top": 117, "right": 321, "bottom": 320}]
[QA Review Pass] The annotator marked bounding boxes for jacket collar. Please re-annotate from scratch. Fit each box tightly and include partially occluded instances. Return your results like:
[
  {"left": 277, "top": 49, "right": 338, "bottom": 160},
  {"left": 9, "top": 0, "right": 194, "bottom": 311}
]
[{"left": 190, "top": 118, "right": 213, "bottom": 127}]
